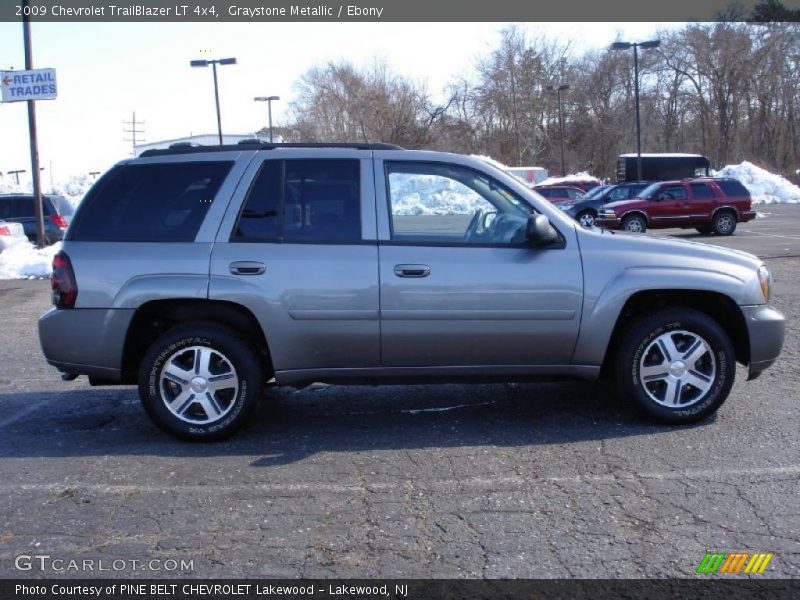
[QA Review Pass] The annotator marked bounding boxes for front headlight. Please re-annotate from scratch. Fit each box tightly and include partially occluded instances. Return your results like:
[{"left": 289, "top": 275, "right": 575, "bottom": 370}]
[{"left": 758, "top": 265, "right": 771, "bottom": 302}]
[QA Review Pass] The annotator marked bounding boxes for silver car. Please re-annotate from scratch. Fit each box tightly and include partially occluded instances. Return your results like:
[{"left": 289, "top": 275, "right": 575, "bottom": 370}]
[{"left": 38, "top": 143, "right": 785, "bottom": 440}]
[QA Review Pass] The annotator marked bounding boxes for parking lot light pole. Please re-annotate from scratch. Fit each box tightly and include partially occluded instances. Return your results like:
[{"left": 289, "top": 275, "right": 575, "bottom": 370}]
[
  {"left": 254, "top": 95, "right": 280, "bottom": 142},
  {"left": 190, "top": 57, "right": 237, "bottom": 145},
  {"left": 546, "top": 84, "right": 570, "bottom": 176},
  {"left": 611, "top": 40, "right": 660, "bottom": 181}
]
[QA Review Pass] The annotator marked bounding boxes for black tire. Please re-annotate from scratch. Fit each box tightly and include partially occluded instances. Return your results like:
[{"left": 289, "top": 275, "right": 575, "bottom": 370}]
[
  {"left": 138, "top": 322, "right": 264, "bottom": 441},
  {"left": 695, "top": 225, "right": 713, "bottom": 235},
  {"left": 614, "top": 308, "right": 735, "bottom": 423},
  {"left": 621, "top": 213, "right": 647, "bottom": 233},
  {"left": 576, "top": 210, "right": 597, "bottom": 228},
  {"left": 711, "top": 210, "right": 737, "bottom": 236}
]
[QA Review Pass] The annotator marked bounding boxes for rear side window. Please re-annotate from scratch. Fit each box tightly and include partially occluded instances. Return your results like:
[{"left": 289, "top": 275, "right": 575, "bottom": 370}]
[
  {"left": 232, "top": 159, "right": 361, "bottom": 243},
  {"left": 69, "top": 162, "right": 232, "bottom": 242},
  {"left": 717, "top": 179, "right": 749, "bottom": 197},
  {"left": 690, "top": 183, "right": 715, "bottom": 198}
]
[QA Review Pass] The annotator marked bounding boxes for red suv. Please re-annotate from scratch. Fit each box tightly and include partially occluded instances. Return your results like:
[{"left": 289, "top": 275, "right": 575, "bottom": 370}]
[{"left": 596, "top": 178, "right": 755, "bottom": 235}]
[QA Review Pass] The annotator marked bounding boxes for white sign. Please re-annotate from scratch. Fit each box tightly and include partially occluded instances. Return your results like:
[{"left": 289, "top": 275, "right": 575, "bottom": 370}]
[{"left": 1, "top": 68, "right": 57, "bottom": 102}]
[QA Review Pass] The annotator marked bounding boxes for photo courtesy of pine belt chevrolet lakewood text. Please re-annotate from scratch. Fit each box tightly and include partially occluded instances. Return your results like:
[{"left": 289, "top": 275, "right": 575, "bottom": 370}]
[{"left": 38, "top": 143, "right": 786, "bottom": 441}]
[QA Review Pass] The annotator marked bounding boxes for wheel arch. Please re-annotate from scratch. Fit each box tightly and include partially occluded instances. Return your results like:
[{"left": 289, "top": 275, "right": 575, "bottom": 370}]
[
  {"left": 598, "top": 289, "right": 749, "bottom": 376},
  {"left": 120, "top": 299, "right": 273, "bottom": 383}
]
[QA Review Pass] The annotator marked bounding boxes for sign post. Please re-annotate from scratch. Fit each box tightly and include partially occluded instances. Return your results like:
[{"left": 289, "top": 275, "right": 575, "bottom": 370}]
[{"left": 0, "top": 0, "right": 60, "bottom": 248}]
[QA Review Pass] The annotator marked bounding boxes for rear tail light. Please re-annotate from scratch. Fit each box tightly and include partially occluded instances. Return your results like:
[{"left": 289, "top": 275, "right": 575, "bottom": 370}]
[
  {"left": 51, "top": 251, "right": 78, "bottom": 309},
  {"left": 50, "top": 214, "right": 68, "bottom": 230},
  {"left": 0, "top": 226, "right": 10, "bottom": 236}
]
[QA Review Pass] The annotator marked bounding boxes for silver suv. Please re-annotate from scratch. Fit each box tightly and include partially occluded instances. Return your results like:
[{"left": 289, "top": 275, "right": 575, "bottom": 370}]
[{"left": 38, "top": 143, "right": 785, "bottom": 440}]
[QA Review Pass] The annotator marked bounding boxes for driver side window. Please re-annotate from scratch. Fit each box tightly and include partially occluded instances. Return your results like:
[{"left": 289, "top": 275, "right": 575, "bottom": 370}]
[{"left": 386, "top": 161, "right": 530, "bottom": 245}]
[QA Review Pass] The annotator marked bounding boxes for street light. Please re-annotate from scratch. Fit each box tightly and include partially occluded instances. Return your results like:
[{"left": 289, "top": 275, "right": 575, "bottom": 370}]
[
  {"left": 611, "top": 39, "right": 660, "bottom": 181},
  {"left": 545, "top": 84, "right": 570, "bottom": 176},
  {"left": 190, "top": 57, "right": 237, "bottom": 145},
  {"left": 254, "top": 95, "right": 280, "bottom": 143}
]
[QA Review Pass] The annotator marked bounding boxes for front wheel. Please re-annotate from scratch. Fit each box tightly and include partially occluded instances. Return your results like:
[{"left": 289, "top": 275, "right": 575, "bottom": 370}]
[
  {"left": 614, "top": 308, "right": 735, "bottom": 423},
  {"left": 621, "top": 214, "right": 647, "bottom": 233},
  {"left": 138, "top": 322, "right": 264, "bottom": 441}
]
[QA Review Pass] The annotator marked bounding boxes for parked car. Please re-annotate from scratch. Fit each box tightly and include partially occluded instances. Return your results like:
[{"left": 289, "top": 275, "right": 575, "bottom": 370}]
[
  {"left": 0, "top": 194, "right": 72, "bottom": 244},
  {"left": 596, "top": 178, "right": 756, "bottom": 235},
  {"left": 0, "top": 220, "right": 27, "bottom": 252},
  {"left": 561, "top": 182, "right": 650, "bottom": 227},
  {"left": 39, "top": 144, "right": 784, "bottom": 440},
  {"left": 533, "top": 185, "right": 586, "bottom": 202}
]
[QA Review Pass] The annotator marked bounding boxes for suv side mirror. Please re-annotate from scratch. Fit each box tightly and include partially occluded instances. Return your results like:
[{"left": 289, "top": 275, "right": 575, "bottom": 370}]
[{"left": 526, "top": 214, "right": 558, "bottom": 246}]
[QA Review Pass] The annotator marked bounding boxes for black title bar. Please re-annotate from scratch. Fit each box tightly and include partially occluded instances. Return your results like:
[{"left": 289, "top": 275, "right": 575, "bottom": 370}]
[{"left": 2, "top": 0, "right": 799, "bottom": 22}]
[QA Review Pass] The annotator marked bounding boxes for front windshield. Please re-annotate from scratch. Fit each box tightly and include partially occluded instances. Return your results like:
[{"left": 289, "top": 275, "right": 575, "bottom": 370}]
[
  {"left": 639, "top": 182, "right": 662, "bottom": 199},
  {"left": 583, "top": 185, "right": 607, "bottom": 200}
]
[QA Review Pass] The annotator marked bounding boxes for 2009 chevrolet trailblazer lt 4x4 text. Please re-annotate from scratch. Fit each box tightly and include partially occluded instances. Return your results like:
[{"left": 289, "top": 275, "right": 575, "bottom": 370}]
[{"left": 38, "top": 143, "right": 785, "bottom": 440}]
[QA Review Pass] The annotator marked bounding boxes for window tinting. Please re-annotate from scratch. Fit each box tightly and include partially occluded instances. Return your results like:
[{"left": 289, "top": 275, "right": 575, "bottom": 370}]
[
  {"left": 233, "top": 159, "right": 361, "bottom": 243},
  {"left": 717, "top": 179, "right": 749, "bottom": 197},
  {"left": 690, "top": 183, "right": 715, "bottom": 199},
  {"left": 69, "top": 162, "right": 232, "bottom": 242},
  {"left": 660, "top": 185, "right": 687, "bottom": 201}
]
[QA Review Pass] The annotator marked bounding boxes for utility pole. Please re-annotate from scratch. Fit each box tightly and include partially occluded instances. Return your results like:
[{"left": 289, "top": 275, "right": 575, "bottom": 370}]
[
  {"left": 123, "top": 111, "right": 145, "bottom": 156},
  {"left": 22, "top": 0, "right": 45, "bottom": 248},
  {"left": 8, "top": 170, "right": 26, "bottom": 185}
]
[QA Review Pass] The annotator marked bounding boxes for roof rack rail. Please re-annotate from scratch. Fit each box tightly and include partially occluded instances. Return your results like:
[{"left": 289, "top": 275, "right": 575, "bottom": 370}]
[{"left": 140, "top": 141, "right": 403, "bottom": 157}]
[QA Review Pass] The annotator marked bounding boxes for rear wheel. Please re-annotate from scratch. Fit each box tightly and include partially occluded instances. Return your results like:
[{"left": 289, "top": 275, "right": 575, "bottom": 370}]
[
  {"left": 621, "top": 213, "right": 647, "bottom": 233},
  {"left": 614, "top": 308, "right": 735, "bottom": 423},
  {"left": 138, "top": 322, "right": 264, "bottom": 441},
  {"left": 711, "top": 210, "right": 737, "bottom": 236},
  {"left": 576, "top": 210, "right": 597, "bottom": 228}
]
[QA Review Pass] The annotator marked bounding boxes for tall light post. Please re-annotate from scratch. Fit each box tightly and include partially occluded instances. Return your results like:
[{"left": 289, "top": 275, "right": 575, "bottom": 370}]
[
  {"left": 190, "top": 57, "right": 237, "bottom": 145},
  {"left": 546, "top": 84, "right": 570, "bottom": 176},
  {"left": 611, "top": 40, "right": 660, "bottom": 181},
  {"left": 254, "top": 95, "right": 280, "bottom": 143}
]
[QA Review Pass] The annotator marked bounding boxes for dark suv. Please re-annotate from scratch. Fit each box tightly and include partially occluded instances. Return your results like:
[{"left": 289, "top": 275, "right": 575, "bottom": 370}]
[
  {"left": 596, "top": 178, "right": 755, "bottom": 235},
  {"left": 561, "top": 182, "right": 650, "bottom": 227},
  {"left": 0, "top": 194, "right": 74, "bottom": 245}
]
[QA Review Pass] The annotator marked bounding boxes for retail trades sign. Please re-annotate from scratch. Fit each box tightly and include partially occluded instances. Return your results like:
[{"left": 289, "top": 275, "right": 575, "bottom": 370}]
[{"left": 0, "top": 68, "right": 57, "bottom": 102}]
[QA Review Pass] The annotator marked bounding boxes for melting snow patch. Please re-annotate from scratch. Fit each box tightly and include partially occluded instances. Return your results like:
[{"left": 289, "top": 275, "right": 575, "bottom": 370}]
[
  {"left": 0, "top": 241, "right": 60, "bottom": 279},
  {"left": 539, "top": 171, "right": 601, "bottom": 186}
]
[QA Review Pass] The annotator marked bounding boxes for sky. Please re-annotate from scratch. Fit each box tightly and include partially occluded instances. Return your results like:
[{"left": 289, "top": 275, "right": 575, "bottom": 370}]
[{"left": 0, "top": 21, "right": 671, "bottom": 183}]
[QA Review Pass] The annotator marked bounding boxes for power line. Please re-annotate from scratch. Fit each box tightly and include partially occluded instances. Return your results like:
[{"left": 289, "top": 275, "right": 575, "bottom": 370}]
[{"left": 123, "top": 111, "right": 145, "bottom": 156}]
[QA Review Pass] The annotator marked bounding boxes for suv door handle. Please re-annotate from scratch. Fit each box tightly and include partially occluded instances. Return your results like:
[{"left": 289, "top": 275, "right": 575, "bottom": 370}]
[
  {"left": 229, "top": 261, "right": 266, "bottom": 276},
  {"left": 394, "top": 264, "right": 430, "bottom": 278}
]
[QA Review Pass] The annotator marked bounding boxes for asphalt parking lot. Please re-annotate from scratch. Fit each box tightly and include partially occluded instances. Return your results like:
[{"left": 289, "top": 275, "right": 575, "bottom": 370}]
[{"left": 0, "top": 206, "right": 798, "bottom": 579}]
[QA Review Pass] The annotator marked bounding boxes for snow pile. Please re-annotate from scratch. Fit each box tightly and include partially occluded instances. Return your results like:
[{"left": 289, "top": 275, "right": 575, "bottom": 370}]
[
  {"left": 389, "top": 173, "right": 489, "bottom": 215},
  {"left": 539, "top": 171, "right": 601, "bottom": 186},
  {"left": 0, "top": 241, "right": 60, "bottom": 279},
  {"left": 714, "top": 161, "right": 800, "bottom": 205}
]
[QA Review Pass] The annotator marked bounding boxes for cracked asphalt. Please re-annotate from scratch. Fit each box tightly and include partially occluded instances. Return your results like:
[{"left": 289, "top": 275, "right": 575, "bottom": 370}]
[{"left": 0, "top": 206, "right": 798, "bottom": 579}]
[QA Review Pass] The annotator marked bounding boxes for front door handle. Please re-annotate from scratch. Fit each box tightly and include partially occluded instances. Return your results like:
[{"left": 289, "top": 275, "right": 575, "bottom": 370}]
[
  {"left": 229, "top": 261, "right": 266, "bottom": 276},
  {"left": 394, "top": 264, "right": 430, "bottom": 278}
]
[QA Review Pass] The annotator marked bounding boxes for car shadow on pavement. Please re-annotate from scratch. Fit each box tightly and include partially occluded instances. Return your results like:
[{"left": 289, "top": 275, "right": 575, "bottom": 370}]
[{"left": 0, "top": 380, "right": 713, "bottom": 465}]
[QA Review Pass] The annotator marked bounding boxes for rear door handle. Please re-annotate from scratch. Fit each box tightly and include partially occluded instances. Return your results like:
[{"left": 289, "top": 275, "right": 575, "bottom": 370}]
[
  {"left": 229, "top": 261, "right": 266, "bottom": 276},
  {"left": 394, "top": 264, "right": 430, "bottom": 278}
]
